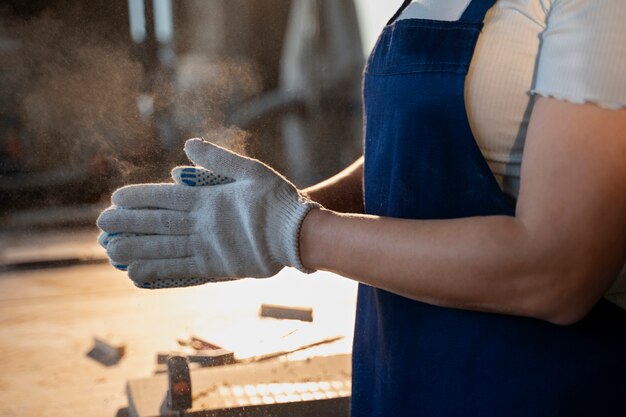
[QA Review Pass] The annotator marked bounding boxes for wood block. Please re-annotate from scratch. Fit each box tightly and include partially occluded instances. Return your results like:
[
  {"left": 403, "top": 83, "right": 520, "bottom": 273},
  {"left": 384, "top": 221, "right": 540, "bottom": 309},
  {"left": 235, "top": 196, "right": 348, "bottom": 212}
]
[
  {"left": 157, "top": 349, "right": 235, "bottom": 368},
  {"left": 259, "top": 304, "right": 314, "bottom": 322},
  {"left": 188, "top": 349, "right": 236, "bottom": 367},
  {"left": 127, "top": 354, "right": 351, "bottom": 417},
  {"left": 87, "top": 334, "right": 126, "bottom": 366}
]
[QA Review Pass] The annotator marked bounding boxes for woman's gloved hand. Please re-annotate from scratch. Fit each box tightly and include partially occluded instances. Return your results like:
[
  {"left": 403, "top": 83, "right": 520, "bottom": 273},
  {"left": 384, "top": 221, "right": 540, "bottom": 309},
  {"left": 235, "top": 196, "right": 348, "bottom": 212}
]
[
  {"left": 97, "top": 138, "right": 320, "bottom": 289},
  {"left": 97, "top": 165, "right": 233, "bottom": 273}
]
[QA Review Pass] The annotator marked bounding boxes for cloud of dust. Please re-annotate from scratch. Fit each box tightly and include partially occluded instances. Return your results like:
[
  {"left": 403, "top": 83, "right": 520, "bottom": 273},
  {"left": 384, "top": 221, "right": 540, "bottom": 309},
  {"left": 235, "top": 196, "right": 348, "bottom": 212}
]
[
  {"left": 2, "top": 12, "right": 151, "bottom": 180},
  {"left": 200, "top": 126, "right": 251, "bottom": 157},
  {"left": 169, "top": 55, "right": 262, "bottom": 158},
  {"left": 1, "top": 6, "right": 264, "bottom": 207}
]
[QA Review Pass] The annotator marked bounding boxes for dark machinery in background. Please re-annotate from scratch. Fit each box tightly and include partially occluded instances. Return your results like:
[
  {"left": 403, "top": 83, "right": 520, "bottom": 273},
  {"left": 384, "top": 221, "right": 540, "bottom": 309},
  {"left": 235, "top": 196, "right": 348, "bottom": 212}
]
[
  {"left": 230, "top": 0, "right": 363, "bottom": 186},
  {"left": 0, "top": 0, "right": 363, "bottom": 219},
  {"left": 0, "top": 0, "right": 159, "bottom": 212}
]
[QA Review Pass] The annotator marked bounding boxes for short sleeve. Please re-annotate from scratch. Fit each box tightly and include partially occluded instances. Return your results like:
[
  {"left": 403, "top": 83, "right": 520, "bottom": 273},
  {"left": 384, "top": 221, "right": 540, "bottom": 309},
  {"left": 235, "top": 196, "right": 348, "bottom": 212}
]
[{"left": 531, "top": 0, "right": 626, "bottom": 109}]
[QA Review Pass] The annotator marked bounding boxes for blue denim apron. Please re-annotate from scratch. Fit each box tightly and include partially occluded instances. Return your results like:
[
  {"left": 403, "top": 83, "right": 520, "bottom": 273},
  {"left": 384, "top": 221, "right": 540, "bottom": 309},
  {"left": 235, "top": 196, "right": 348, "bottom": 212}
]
[{"left": 353, "top": 0, "right": 626, "bottom": 415}]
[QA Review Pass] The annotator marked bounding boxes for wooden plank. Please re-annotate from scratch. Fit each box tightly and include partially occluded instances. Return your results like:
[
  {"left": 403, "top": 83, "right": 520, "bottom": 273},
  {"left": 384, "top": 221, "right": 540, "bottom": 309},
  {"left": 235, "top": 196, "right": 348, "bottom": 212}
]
[
  {"left": 260, "top": 304, "right": 314, "bottom": 322},
  {"left": 127, "top": 354, "right": 351, "bottom": 417}
]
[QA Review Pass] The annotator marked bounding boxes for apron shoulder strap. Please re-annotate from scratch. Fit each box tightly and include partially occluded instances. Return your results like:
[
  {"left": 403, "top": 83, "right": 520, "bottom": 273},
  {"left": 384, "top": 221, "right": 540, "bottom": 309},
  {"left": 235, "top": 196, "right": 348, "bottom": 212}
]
[
  {"left": 459, "top": 0, "right": 498, "bottom": 22},
  {"left": 386, "top": 0, "right": 412, "bottom": 25}
]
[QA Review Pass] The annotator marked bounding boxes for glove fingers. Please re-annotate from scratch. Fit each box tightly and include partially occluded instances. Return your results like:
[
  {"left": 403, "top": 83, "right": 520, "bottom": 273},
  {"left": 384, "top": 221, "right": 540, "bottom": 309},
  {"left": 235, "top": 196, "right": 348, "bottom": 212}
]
[
  {"left": 98, "top": 231, "right": 111, "bottom": 249},
  {"left": 184, "top": 138, "right": 260, "bottom": 178},
  {"left": 98, "top": 231, "right": 143, "bottom": 249},
  {"left": 127, "top": 257, "right": 199, "bottom": 283},
  {"left": 107, "top": 235, "right": 192, "bottom": 264},
  {"left": 171, "top": 166, "right": 233, "bottom": 187},
  {"left": 97, "top": 208, "right": 193, "bottom": 235},
  {"left": 132, "top": 275, "right": 238, "bottom": 290},
  {"left": 112, "top": 184, "right": 195, "bottom": 210}
]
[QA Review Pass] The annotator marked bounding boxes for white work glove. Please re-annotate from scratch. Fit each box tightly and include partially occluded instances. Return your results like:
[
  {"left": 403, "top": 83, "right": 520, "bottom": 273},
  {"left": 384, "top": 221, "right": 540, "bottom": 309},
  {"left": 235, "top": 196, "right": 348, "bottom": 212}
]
[
  {"left": 97, "top": 166, "right": 233, "bottom": 273},
  {"left": 97, "top": 139, "right": 320, "bottom": 289}
]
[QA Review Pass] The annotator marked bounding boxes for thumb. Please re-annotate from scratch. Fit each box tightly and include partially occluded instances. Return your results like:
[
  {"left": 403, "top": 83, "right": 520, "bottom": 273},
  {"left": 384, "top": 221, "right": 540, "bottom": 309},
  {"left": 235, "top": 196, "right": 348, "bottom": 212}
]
[
  {"left": 184, "top": 138, "right": 261, "bottom": 179},
  {"left": 171, "top": 166, "right": 234, "bottom": 187}
]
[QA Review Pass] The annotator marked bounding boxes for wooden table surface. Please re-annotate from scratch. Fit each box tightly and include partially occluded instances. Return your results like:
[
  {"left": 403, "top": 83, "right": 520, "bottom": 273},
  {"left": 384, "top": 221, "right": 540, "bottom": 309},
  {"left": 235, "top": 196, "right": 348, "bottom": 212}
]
[{"left": 0, "top": 229, "right": 357, "bottom": 417}]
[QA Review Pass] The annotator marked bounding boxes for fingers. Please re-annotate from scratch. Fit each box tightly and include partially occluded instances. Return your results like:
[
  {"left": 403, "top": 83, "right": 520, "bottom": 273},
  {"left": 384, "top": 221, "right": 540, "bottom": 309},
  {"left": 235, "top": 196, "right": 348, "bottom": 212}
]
[
  {"left": 184, "top": 138, "right": 263, "bottom": 178},
  {"left": 113, "top": 263, "right": 128, "bottom": 271},
  {"left": 98, "top": 231, "right": 111, "bottom": 249},
  {"left": 97, "top": 208, "right": 193, "bottom": 235},
  {"left": 132, "top": 275, "right": 237, "bottom": 289},
  {"left": 107, "top": 235, "right": 193, "bottom": 264},
  {"left": 127, "top": 257, "right": 199, "bottom": 283},
  {"left": 171, "top": 166, "right": 233, "bottom": 187},
  {"left": 105, "top": 239, "right": 239, "bottom": 289},
  {"left": 98, "top": 231, "right": 142, "bottom": 249},
  {"left": 128, "top": 258, "right": 238, "bottom": 288},
  {"left": 112, "top": 184, "right": 195, "bottom": 210}
]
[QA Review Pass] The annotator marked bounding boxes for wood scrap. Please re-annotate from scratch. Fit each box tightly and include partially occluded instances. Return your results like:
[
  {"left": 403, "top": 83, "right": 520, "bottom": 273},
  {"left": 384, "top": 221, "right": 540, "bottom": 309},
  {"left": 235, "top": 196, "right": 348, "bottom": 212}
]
[
  {"left": 260, "top": 304, "right": 314, "bottom": 322},
  {"left": 241, "top": 336, "right": 344, "bottom": 363},
  {"left": 157, "top": 349, "right": 236, "bottom": 368},
  {"left": 158, "top": 336, "right": 236, "bottom": 369},
  {"left": 86, "top": 334, "right": 126, "bottom": 366},
  {"left": 158, "top": 334, "right": 341, "bottom": 369}
]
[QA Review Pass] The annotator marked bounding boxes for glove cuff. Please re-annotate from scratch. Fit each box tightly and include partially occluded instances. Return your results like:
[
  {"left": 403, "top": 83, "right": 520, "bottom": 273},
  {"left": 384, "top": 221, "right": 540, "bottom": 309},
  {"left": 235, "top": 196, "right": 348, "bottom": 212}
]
[{"left": 270, "top": 185, "right": 321, "bottom": 274}]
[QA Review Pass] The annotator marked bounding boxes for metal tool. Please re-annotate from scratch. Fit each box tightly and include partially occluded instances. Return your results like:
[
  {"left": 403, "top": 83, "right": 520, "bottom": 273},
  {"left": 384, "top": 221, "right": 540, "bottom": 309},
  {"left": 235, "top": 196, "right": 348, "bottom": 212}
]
[{"left": 166, "top": 356, "right": 192, "bottom": 416}]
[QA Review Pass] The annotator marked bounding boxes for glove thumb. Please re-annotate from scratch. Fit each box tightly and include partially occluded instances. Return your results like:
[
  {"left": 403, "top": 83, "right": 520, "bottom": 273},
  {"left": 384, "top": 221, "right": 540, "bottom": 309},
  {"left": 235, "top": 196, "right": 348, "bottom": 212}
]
[
  {"left": 184, "top": 138, "right": 262, "bottom": 179},
  {"left": 171, "top": 166, "right": 234, "bottom": 187}
]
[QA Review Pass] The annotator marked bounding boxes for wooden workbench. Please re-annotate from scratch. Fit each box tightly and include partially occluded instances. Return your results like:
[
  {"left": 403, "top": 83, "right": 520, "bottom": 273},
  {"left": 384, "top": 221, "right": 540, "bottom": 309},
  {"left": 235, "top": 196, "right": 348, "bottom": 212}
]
[{"left": 0, "top": 229, "right": 357, "bottom": 417}]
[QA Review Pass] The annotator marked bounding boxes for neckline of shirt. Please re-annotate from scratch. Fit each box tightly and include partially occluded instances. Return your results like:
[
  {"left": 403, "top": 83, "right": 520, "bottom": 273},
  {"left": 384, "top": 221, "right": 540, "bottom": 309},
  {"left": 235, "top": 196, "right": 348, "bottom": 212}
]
[{"left": 397, "top": 0, "right": 473, "bottom": 22}]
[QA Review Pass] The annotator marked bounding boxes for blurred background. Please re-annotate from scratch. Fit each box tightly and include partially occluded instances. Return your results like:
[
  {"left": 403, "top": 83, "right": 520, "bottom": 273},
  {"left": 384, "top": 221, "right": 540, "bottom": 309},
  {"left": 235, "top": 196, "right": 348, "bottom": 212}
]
[
  {"left": 0, "top": 0, "right": 399, "bottom": 224},
  {"left": 0, "top": 1, "right": 401, "bottom": 416}
]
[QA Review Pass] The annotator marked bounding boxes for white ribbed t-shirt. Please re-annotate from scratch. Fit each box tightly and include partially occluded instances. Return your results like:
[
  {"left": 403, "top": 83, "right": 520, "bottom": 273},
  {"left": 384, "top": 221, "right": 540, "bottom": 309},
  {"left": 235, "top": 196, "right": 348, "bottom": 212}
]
[
  {"left": 397, "top": 0, "right": 626, "bottom": 306},
  {"left": 399, "top": 0, "right": 626, "bottom": 199},
  {"left": 399, "top": 0, "right": 626, "bottom": 308}
]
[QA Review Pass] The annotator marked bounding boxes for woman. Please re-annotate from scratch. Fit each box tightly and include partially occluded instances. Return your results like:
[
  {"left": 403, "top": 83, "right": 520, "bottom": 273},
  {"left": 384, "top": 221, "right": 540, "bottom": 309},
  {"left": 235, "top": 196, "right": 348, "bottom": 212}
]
[{"left": 98, "top": 0, "right": 626, "bottom": 415}]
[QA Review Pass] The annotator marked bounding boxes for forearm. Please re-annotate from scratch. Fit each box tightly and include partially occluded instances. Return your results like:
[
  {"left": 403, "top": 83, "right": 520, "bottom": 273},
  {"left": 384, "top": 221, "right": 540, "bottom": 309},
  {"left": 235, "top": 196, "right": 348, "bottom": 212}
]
[
  {"left": 302, "top": 156, "right": 364, "bottom": 213},
  {"left": 299, "top": 209, "right": 624, "bottom": 325},
  {"left": 301, "top": 210, "right": 540, "bottom": 317}
]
